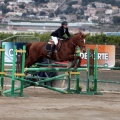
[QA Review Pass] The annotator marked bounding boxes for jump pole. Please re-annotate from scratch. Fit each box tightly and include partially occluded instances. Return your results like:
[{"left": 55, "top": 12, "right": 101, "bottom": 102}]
[{"left": 25, "top": 68, "right": 87, "bottom": 72}]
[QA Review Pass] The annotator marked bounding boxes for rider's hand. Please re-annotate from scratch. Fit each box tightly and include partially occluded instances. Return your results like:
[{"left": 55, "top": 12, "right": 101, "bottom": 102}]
[{"left": 66, "top": 37, "right": 70, "bottom": 40}]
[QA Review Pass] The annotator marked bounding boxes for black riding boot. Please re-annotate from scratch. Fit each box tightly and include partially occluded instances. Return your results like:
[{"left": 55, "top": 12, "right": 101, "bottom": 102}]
[{"left": 47, "top": 44, "right": 56, "bottom": 57}]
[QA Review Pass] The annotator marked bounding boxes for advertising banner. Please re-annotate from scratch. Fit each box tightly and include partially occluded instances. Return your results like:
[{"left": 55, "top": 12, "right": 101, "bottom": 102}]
[
  {"left": 81, "top": 45, "right": 115, "bottom": 67},
  {"left": 2, "top": 42, "right": 27, "bottom": 63},
  {"left": 56, "top": 45, "right": 115, "bottom": 67}
]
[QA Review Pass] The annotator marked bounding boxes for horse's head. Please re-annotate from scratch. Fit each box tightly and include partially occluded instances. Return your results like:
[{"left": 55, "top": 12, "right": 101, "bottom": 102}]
[{"left": 73, "top": 32, "right": 89, "bottom": 53}]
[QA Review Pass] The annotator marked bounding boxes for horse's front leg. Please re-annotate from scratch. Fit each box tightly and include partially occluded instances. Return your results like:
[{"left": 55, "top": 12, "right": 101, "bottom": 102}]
[
  {"left": 73, "top": 56, "right": 82, "bottom": 70},
  {"left": 67, "top": 55, "right": 81, "bottom": 69}
]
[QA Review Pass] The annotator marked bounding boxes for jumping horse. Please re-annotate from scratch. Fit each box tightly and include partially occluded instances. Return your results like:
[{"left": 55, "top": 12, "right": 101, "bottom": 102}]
[{"left": 25, "top": 32, "right": 87, "bottom": 69}]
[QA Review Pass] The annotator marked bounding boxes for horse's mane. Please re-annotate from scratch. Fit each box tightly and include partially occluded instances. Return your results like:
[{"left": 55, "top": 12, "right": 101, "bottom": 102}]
[
  {"left": 59, "top": 32, "right": 83, "bottom": 43},
  {"left": 73, "top": 32, "right": 83, "bottom": 37}
]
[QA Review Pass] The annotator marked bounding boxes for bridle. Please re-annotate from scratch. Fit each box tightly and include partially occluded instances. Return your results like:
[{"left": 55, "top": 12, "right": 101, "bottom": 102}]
[{"left": 70, "top": 38, "right": 86, "bottom": 48}]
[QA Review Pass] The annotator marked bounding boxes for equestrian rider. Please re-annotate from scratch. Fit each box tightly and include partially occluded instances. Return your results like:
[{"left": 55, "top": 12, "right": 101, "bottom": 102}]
[{"left": 47, "top": 21, "right": 71, "bottom": 57}]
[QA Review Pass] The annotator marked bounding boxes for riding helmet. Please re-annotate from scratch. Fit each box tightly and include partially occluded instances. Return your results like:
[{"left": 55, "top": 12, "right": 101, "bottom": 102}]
[{"left": 61, "top": 21, "right": 68, "bottom": 26}]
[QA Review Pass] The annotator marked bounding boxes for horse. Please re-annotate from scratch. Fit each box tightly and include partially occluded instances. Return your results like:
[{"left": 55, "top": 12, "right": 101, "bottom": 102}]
[{"left": 25, "top": 32, "right": 87, "bottom": 69}]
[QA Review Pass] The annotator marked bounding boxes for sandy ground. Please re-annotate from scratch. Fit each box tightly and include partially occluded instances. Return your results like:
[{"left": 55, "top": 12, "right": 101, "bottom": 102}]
[{"left": 0, "top": 88, "right": 120, "bottom": 120}]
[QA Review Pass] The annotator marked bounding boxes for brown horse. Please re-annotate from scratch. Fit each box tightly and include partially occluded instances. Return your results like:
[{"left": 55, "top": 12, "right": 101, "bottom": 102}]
[{"left": 25, "top": 32, "right": 87, "bottom": 69}]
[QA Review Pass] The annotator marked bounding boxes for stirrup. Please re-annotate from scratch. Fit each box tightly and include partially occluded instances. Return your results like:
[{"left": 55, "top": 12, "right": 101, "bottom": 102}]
[{"left": 47, "top": 52, "right": 52, "bottom": 57}]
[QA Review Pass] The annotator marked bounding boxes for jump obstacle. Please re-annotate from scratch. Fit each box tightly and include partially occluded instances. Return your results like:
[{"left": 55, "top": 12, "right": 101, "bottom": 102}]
[{"left": 0, "top": 45, "right": 100, "bottom": 97}]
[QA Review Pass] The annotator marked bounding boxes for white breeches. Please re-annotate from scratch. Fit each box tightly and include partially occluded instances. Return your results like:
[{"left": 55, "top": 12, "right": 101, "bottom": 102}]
[{"left": 51, "top": 36, "right": 58, "bottom": 45}]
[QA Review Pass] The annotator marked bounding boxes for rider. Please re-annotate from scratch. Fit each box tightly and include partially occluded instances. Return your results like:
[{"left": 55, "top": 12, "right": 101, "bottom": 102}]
[{"left": 47, "top": 21, "right": 71, "bottom": 57}]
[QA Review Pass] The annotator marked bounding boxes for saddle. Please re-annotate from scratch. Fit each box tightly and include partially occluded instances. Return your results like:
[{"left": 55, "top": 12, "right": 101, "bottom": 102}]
[{"left": 45, "top": 39, "right": 62, "bottom": 51}]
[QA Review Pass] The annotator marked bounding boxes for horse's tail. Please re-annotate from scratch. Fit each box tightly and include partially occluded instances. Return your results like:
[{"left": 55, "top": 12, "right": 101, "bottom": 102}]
[{"left": 25, "top": 43, "right": 32, "bottom": 57}]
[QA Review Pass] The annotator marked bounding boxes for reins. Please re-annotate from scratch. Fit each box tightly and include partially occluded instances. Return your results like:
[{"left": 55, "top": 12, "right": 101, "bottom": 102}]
[{"left": 70, "top": 39, "right": 77, "bottom": 47}]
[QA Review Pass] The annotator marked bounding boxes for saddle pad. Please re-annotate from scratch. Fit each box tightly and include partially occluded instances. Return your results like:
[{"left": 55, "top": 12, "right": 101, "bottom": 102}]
[{"left": 45, "top": 43, "right": 52, "bottom": 51}]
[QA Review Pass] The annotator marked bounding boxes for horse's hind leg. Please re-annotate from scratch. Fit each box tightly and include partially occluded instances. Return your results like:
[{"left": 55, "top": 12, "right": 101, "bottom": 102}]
[
  {"left": 25, "top": 57, "right": 37, "bottom": 68},
  {"left": 25, "top": 55, "right": 44, "bottom": 68}
]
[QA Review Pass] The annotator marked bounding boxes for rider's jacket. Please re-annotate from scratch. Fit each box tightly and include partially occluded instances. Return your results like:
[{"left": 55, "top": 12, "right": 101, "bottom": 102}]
[{"left": 51, "top": 26, "right": 70, "bottom": 39}]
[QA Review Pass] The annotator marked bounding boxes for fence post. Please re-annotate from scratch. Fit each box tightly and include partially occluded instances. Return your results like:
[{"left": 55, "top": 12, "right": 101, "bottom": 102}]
[
  {"left": 20, "top": 46, "right": 26, "bottom": 96},
  {"left": 94, "top": 48, "right": 98, "bottom": 92},
  {"left": 0, "top": 45, "right": 5, "bottom": 89},
  {"left": 11, "top": 46, "right": 16, "bottom": 96},
  {"left": 87, "top": 48, "right": 90, "bottom": 93},
  {"left": 76, "top": 47, "right": 80, "bottom": 93}
]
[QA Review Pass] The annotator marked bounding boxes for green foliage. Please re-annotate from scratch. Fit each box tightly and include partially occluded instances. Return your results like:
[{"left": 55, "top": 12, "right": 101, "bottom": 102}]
[
  {"left": 86, "top": 33, "right": 106, "bottom": 44},
  {"left": 106, "top": 35, "right": 120, "bottom": 46},
  {"left": 0, "top": 32, "right": 14, "bottom": 40},
  {"left": 86, "top": 33, "right": 120, "bottom": 46},
  {"left": 33, "top": 32, "right": 51, "bottom": 42}
]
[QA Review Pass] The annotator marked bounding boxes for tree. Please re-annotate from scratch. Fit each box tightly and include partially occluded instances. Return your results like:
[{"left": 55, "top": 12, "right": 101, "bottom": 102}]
[
  {"left": 68, "top": 1, "right": 78, "bottom": 6},
  {"left": 80, "top": 9, "right": 84, "bottom": 15},
  {"left": 1, "top": 5, "right": 10, "bottom": 15},
  {"left": 64, "top": 6, "right": 77, "bottom": 14},
  {"left": 19, "top": 3, "right": 25, "bottom": 9},
  {"left": 60, "top": 16, "right": 67, "bottom": 20},
  {"left": 91, "top": 3, "right": 96, "bottom": 8},
  {"left": 55, "top": 9, "right": 63, "bottom": 15},
  {"left": 4, "top": 0, "right": 9, "bottom": 4},
  {"left": 40, "top": 11, "right": 46, "bottom": 16},
  {"left": 33, "top": 0, "right": 49, "bottom": 4},
  {"left": 113, "top": 16, "right": 120, "bottom": 24},
  {"left": 49, "top": 12, "right": 54, "bottom": 18},
  {"left": 22, "top": 13, "right": 27, "bottom": 17}
]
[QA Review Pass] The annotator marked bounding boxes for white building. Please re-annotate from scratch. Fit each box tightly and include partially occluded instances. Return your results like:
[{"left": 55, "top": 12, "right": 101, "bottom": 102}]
[
  {"left": 100, "top": 17, "right": 111, "bottom": 23},
  {"left": 17, "top": 0, "right": 33, "bottom": 3},
  {"left": 88, "top": 16, "right": 99, "bottom": 22},
  {"left": 94, "top": 2, "right": 107, "bottom": 8},
  {"left": 6, "top": 12, "right": 23, "bottom": 17},
  {"left": 105, "top": 9, "right": 113, "bottom": 15}
]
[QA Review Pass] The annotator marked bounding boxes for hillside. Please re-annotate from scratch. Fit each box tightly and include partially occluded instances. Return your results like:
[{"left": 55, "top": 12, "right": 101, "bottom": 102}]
[{"left": 0, "top": 0, "right": 120, "bottom": 32}]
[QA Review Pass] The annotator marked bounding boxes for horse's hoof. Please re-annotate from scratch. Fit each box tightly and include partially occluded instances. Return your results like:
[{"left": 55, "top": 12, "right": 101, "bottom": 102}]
[
  {"left": 24, "top": 71, "right": 28, "bottom": 76},
  {"left": 74, "top": 66, "right": 77, "bottom": 71}
]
